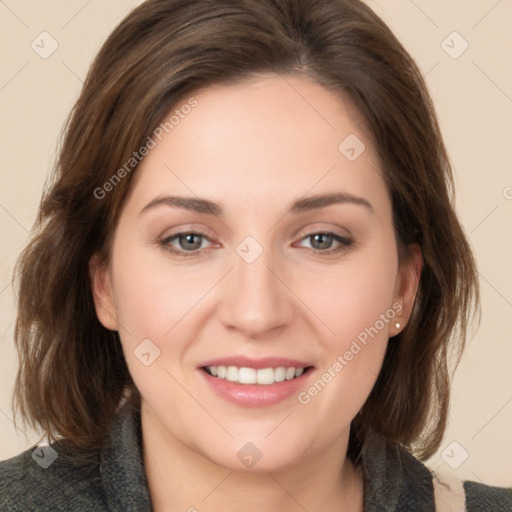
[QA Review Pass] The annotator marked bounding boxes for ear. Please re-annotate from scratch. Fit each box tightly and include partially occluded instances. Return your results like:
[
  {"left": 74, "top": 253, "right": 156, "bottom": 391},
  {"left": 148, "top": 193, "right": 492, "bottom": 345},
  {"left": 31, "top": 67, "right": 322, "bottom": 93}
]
[
  {"left": 390, "top": 243, "right": 423, "bottom": 336},
  {"left": 88, "top": 252, "right": 119, "bottom": 331}
]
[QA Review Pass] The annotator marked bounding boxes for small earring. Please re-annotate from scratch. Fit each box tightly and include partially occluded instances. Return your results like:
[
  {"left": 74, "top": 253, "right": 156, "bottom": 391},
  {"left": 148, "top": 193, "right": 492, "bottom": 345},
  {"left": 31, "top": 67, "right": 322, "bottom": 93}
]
[{"left": 394, "top": 322, "right": 401, "bottom": 329}]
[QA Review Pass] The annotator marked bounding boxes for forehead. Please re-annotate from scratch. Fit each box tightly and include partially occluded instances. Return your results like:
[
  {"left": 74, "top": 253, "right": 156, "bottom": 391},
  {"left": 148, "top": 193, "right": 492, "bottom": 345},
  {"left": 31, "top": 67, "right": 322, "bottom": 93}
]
[{"left": 127, "top": 73, "right": 389, "bottom": 218}]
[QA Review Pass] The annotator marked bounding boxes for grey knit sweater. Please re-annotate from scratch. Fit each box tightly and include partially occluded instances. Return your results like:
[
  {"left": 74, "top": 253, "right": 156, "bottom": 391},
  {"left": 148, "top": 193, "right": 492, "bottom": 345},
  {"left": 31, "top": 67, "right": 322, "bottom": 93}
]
[{"left": 1, "top": 404, "right": 511, "bottom": 511}]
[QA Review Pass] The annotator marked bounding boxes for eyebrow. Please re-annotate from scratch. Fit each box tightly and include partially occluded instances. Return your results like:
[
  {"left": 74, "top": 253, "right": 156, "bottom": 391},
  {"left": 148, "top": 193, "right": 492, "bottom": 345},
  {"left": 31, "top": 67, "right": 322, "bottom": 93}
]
[{"left": 139, "top": 192, "right": 374, "bottom": 217}]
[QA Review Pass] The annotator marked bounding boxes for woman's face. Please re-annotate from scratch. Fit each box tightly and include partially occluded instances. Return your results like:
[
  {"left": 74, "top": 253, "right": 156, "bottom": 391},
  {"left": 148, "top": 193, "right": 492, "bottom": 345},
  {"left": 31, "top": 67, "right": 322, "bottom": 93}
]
[{"left": 91, "top": 73, "right": 420, "bottom": 471}]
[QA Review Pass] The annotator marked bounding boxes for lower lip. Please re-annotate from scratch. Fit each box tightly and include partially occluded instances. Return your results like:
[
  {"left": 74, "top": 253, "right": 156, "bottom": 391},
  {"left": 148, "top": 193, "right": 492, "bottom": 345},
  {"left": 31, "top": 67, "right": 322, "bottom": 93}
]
[{"left": 199, "top": 368, "right": 314, "bottom": 407}]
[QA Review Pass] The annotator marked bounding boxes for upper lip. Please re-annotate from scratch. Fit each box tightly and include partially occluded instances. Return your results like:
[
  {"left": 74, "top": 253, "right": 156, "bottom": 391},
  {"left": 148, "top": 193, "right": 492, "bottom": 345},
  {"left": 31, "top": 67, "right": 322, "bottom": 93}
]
[{"left": 199, "top": 356, "right": 314, "bottom": 370}]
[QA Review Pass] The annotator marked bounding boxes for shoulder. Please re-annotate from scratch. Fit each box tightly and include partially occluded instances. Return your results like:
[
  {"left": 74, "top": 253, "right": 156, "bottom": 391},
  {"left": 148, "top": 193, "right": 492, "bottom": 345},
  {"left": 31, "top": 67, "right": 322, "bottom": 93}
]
[
  {"left": 360, "top": 429, "right": 512, "bottom": 511},
  {"left": 0, "top": 441, "right": 108, "bottom": 512},
  {"left": 431, "top": 464, "right": 512, "bottom": 512},
  {"left": 0, "top": 403, "right": 151, "bottom": 511},
  {"left": 464, "top": 480, "right": 512, "bottom": 512},
  {"left": 415, "top": 452, "right": 512, "bottom": 512}
]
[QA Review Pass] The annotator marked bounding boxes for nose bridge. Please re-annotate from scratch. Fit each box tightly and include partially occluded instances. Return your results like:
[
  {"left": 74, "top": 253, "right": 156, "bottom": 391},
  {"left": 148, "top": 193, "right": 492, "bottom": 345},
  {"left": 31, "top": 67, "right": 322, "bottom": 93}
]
[{"left": 218, "top": 235, "right": 293, "bottom": 335}]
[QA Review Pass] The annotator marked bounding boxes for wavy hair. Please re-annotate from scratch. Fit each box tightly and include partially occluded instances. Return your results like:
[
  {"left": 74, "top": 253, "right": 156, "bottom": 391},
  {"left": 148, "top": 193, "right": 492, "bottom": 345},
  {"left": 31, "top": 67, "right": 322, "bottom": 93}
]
[{"left": 13, "top": 0, "right": 479, "bottom": 462}]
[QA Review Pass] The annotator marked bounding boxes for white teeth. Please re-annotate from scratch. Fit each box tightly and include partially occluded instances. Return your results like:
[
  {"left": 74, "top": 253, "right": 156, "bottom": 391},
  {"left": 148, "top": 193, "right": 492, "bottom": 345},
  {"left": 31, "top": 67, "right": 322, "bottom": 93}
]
[
  {"left": 205, "top": 365, "right": 307, "bottom": 385},
  {"left": 226, "top": 366, "right": 239, "bottom": 382},
  {"left": 257, "top": 368, "right": 275, "bottom": 385},
  {"left": 274, "top": 367, "right": 286, "bottom": 382},
  {"left": 238, "top": 367, "right": 257, "bottom": 384}
]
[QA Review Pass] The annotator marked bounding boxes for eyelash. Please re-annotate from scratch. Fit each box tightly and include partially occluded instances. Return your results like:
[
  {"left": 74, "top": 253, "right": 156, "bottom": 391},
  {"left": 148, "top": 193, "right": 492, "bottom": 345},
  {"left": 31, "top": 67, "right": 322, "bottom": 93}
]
[{"left": 158, "top": 231, "right": 354, "bottom": 258}]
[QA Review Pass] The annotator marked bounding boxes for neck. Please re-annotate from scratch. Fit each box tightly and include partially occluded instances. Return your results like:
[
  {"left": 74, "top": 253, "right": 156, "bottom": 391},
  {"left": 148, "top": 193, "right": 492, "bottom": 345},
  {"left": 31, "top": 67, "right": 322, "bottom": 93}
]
[{"left": 141, "top": 401, "right": 364, "bottom": 512}]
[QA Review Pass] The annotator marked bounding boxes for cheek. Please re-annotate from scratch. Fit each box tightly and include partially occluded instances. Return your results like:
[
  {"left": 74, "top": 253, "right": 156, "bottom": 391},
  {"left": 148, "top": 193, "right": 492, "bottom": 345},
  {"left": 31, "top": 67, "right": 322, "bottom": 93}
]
[
  {"left": 297, "top": 275, "right": 393, "bottom": 432},
  {"left": 110, "top": 245, "right": 215, "bottom": 340},
  {"left": 109, "top": 245, "right": 223, "bottom": 400},
  {"left": 292, "top": 248, "right": 397, "bottom": 414},
  {"left": 293, "top": 251, "right": 398, "bottom": 347}
]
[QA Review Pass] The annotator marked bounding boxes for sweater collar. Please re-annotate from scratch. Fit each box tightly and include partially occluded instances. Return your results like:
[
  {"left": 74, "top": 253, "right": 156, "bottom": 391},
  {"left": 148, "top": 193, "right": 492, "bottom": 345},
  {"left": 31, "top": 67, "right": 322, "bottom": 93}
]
[
  {"left": 100, "top": 403, "right": 153, "bottom": 511},
  {"left": 360, "top": 429, "right": 435, "bottom": 511}
]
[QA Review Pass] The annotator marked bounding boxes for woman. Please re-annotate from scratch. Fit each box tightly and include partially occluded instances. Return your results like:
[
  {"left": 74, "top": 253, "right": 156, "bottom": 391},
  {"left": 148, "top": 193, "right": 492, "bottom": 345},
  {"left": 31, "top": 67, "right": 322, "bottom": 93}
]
[{"left": 1, "top": 0, "right": 510, "bottom": 510}]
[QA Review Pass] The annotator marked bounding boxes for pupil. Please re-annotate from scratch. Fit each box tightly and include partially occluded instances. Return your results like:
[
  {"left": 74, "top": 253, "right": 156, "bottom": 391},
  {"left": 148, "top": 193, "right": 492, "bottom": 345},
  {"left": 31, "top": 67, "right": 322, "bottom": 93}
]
[
  {"left": 312, "top": 233, "right": 332, "bottom": 250},
  {"left": 181, "top": 233, "right": 201, "bottom": 250}
]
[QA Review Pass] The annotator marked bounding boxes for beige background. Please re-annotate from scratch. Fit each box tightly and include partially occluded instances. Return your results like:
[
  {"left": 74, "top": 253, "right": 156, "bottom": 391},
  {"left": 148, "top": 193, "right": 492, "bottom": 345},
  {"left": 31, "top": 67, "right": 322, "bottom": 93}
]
[{"left": 1, "top": 0, "right": 511, "bottom": 487}]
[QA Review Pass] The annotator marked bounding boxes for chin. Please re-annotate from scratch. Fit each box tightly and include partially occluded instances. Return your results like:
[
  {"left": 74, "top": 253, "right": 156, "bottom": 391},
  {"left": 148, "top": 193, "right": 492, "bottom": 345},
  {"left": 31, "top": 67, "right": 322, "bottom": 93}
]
[
  {"left": 210, "top": 449, "right": 301, "bottom": 474},
  {"left": 192, "top": 432, "right": 310, "bottom": 474}
]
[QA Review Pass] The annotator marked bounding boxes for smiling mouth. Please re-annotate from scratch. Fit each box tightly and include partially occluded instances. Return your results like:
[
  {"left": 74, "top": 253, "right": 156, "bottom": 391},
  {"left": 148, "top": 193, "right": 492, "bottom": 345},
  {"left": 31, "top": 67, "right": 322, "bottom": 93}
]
[{"left": 202, "top": 365, "right": 313, "bottom": 385}]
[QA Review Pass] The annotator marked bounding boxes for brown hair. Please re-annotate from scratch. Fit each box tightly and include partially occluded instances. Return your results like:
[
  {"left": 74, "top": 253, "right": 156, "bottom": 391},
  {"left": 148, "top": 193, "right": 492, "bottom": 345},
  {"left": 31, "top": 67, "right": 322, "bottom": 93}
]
[{"left": 13, "top": 0, "right": 479, "bottom": 462}]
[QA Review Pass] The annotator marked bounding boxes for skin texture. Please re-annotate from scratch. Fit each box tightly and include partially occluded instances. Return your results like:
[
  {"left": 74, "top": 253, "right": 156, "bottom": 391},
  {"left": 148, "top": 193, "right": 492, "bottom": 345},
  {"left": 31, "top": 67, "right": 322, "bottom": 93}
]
[{"left": 90, "top": 73, "right": 422, "bottom": 511}]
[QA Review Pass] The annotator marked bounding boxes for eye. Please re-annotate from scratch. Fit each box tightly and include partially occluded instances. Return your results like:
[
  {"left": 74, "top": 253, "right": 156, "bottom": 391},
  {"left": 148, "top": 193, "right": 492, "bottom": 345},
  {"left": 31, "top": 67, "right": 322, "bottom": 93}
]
[
  {"left": 160, "top": 232, "right": 212, "bottom": 257},
  {"left": 159, "top": 230, "right": 354, "bottom": 258},
  {"left": 295, "top": 232, "right": 353, "bottom": 256}
]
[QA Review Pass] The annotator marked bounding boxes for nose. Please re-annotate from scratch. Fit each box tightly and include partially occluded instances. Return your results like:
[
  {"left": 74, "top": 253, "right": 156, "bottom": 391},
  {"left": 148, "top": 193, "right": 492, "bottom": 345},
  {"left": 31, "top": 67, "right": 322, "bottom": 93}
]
[{"left": 217, "top": 245, "right": 294, "bottom": 338}]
